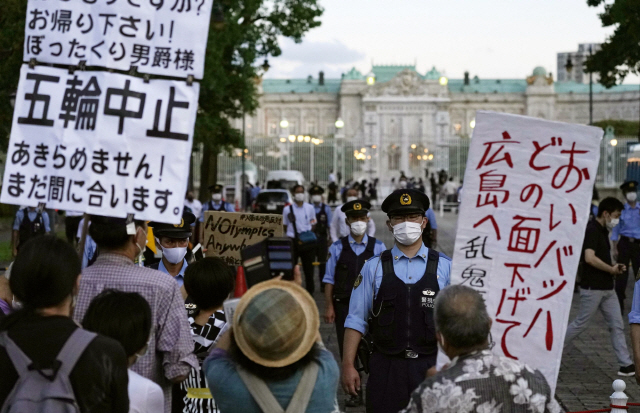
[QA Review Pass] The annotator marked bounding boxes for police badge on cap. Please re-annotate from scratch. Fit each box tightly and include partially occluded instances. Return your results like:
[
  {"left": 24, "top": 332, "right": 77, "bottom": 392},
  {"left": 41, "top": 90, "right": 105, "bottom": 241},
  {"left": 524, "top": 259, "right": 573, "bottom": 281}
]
[{"left": 381, "top": 189, "right": 430, "bottom": 215}]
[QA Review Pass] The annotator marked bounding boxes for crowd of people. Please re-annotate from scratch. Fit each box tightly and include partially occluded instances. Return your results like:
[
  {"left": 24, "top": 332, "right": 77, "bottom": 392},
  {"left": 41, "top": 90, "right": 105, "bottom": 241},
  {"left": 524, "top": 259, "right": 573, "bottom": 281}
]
[{"left": 1, "top": 174, "right": 640, "bottom": 413}]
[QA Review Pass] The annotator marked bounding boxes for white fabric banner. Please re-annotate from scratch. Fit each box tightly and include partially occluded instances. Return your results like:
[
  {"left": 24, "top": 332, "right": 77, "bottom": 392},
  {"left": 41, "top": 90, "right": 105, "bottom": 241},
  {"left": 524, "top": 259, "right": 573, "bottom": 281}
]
[
  {"left": 24, "top": 0, "right": 213, "bottom": 79},
  {"left": 450, "top": 111, "right": 603, "bottom": 394},
  {"left": 1, "top": 64, "right": 199, "bottom": 224}
]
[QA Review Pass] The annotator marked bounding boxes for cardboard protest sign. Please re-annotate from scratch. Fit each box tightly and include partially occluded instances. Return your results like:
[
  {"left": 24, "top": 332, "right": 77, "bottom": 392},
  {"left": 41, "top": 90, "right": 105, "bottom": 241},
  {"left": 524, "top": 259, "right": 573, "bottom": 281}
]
[
  {"left": 203, "top": 212, "right": 284, "bottom": 266},
  {"left": 1, "top": 64, "right": 198, "bottom": 223},
  {"left": 24, "top": 0, "right": 213, "bottom": 79},
  {"left": 451, "top": 111, "right": 602, "bottom": 394}
]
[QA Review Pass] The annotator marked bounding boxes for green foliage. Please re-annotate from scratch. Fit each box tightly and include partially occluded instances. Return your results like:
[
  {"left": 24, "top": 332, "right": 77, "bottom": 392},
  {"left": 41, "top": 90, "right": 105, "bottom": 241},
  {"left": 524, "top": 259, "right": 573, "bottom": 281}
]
[
  {"left": 593, "top": 119, "right": 640, "bottom": 136},
  {"left": 585, "top": 0, "right": 640, "bottom": 87}
]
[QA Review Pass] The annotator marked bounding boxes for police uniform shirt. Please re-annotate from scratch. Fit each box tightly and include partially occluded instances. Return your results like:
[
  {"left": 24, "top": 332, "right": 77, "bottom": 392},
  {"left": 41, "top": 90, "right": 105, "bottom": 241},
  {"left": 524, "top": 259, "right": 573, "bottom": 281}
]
[
  {"left": 611, "top": 202, "right": 640, "bottom": 241},
  {"left": 322, "top": 234, "right": 386, "bottom": 285},
  {"left": 330, "top": 205, "right": 376, "bottom": 242},
  {"left": 82, "top": 235, "right": 97, "bottom": 269},
  {"left": 425, "top": 208, "right": 438, "bottom": 230},
  {"left": 199, "top": 201, "right": 235, "bottom": 222},
  {"left": 345, "top": 243, "right": 451, "bottom": 335},
  {"left": 157, "top": 258, "right": 188, "bottom": 287},
  {"left": 184, "top": 199, "right": 203, "bottom": 222},
  {"left": 13, "top": 209, "right": 51, "bottom": 232},
  {"left": 283, "top": 202, "right": 317, "bottom": 238}
]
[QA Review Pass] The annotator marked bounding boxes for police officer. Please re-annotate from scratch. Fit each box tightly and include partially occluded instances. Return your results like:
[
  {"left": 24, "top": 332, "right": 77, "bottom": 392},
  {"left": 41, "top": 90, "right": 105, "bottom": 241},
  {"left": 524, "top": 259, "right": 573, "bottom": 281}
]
[
  {"left": 323, "top": 199, "right": 385, "bottom": 407},
  {"left": 147, "top": 211, "right": 196, "bottom": 287},
  {"left": 12, "top": 206, "right": 51, "bottom": 257},
  {"left": 612, "top": 180, "right": 640, "bottom": 312},
  {"left": 341, "top": 189, "right": 451, "bottom": 413},
  {"left": 310, "top": 185, "right": 332, "bottom": 290},
  {"left": 197, "top": 184, "right": 235, "bottom": 244}
]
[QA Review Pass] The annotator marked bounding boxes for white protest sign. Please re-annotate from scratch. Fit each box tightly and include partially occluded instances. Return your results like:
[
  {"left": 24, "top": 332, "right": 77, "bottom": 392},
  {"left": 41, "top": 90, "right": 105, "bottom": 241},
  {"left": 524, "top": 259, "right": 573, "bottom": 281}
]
[
  {"left": 451, "top": 111, "right": 602, "bottom": 394},
  {"left": 24, "top": 0, "right": 213, "bottom": 79},
  {"left": 1, "top": 64, "right": 199, "bottom": 224}
]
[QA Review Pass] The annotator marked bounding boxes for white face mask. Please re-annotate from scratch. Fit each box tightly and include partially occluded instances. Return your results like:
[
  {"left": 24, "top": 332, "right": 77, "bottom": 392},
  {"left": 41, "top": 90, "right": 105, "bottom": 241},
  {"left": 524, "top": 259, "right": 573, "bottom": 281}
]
[
  {"left": 212, "top": 193, "right": 222, "bottom": 202},
  {"left": 627, "top": 192, "right": 637, "bottom": 202},
  {"left": 350, "top": 221, "right": 367, "bottom": 236},
  {"left": 346, "top": 196, "right": 358, "bottom": 203},
  {"left": 311, "top": 195, "right": 322, "bottom": 204},
  {"left": 399, "top": 180, "right": 407, "bottom": 188},
  {"left": 608, "top": 217, "right": 620, "bottom": 230},
  {"left": 294, "top": 193, "right": 305, "bottom": 202},
  {"left": 392, "top": 221, "right": 423, "bottom": 245},
  {"left": 162, "top": 246, "right": 188, "bottom": 264}
]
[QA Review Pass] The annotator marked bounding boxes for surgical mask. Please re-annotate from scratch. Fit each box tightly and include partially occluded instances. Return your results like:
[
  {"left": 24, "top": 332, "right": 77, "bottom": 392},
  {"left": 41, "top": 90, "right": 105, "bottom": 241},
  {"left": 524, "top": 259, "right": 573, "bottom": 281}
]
[
  {"left": 608, "top": 218, "right": 620, "bottom": 230},
  {"left": 392, "top": 221, "right": 423, "bottom": 245},
  {"left": 399, "top": 180, "right": 407, "bottom": 188},
  {"left": 212, "top": 193, "right": 222, "bottom": 202},
  {"left": 346, "top": 196, "right": 358, "bottom": 203},
  {"left": 162, "top": 246, "right": 187, "bottom": 264},
  {"left": 350, "top": 221, "right": 367, "bottom": 236},
  {"left": 294, "top": 193, "right": 305, "bottom": 202},
  {"left": 627, "top": 192, "right": 637, "bottom": 202},
  {"left": 311, "top": 195, "right": 322, "bottom": 204}
]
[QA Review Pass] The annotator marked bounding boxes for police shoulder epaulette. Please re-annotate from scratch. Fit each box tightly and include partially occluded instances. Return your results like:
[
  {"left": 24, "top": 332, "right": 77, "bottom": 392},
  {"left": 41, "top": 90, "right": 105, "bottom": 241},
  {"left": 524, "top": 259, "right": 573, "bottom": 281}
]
[{"left": 439, "top": 252, "right": 452, "bottom": 261}]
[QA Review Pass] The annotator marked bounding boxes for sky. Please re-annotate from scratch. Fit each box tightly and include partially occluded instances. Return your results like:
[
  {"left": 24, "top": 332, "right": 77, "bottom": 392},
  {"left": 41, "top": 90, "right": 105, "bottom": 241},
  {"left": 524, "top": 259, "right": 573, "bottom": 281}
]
[{"left": 265, "top": 0, "right": 636, "bottom": 83}]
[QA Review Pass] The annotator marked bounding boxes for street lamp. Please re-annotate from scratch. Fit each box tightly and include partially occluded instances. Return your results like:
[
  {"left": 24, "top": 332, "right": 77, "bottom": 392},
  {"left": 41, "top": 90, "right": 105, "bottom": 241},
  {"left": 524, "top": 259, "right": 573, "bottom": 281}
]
[
  {"left": 366, "top": 72, "right": 375, "bottom": 86},
  {"left": 470, "top": 118, "right": 476, "bottom": 129},
  {"left": 335, "top": 118, "right": 344, "bottom": 129},
  {"left": 565, "top": 51, "right": 593, "bottom": 125},
  {"left": 280, "top": 119, "right": 289, "bottom": 129},
  {"left": 439, "top": 76, "right": 448, "bottom": 86},
  {"left": 262, "top": 59, "right": 270, "bottom": 72}
]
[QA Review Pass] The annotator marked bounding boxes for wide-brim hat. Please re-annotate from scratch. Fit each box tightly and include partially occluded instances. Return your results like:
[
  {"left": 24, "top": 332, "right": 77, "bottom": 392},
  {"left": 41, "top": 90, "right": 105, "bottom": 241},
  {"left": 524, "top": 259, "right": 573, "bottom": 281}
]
[{"left": 233, "top": 279, "right": 319, "bottom": 368}]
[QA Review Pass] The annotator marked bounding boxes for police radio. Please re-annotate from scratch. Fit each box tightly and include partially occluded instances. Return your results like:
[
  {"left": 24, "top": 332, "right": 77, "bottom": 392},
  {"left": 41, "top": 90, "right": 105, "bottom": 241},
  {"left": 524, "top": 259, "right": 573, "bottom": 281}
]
[{"left": 241, "top": 237, "right": 295, "bottom": 288}]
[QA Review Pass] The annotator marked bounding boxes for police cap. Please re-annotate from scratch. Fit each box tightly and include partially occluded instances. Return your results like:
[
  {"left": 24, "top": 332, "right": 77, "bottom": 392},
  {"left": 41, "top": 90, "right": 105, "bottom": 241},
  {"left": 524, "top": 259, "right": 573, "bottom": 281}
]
[
  {"left": 208, "top": 184, "right": 224, "bottom": 193},
  {"left": 309, "top": 185, "right": 325, "bottom": 195},
  {"left": 381, "top": 189, "right": 430, "bottom": 216},
  {"left": 341, "top": 199, "right": 371, "bottom": 217},
  {"left": 620, "top": 181, "right": 638, "bottom": 192},
  {"left": 148, "top": 211, "right": 196, "bottom": 239}
]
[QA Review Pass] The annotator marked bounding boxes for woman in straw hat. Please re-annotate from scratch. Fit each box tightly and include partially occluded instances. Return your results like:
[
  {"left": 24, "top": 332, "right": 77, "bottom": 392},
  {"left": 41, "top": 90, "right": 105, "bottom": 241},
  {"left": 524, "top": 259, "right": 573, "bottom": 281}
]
[{"left": 204, "top": 278, "right": 340, "bottom": 413}]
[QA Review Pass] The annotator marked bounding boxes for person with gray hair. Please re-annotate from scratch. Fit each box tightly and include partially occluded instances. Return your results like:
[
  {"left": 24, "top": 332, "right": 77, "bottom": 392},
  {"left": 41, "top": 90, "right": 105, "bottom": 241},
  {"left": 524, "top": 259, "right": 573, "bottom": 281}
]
[{"left": 400, "top": 285, "right": 561, "bottom": 413}]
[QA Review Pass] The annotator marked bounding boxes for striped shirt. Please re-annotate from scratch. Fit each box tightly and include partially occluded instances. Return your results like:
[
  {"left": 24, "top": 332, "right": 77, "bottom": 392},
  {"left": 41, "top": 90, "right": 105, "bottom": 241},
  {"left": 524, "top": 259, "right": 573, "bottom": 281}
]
[
  {"left": 176, "top": 310, "right": 226, "bottom": 413},
  {"left": 74, "top": 253, "right": 198, "bottom": 413}
]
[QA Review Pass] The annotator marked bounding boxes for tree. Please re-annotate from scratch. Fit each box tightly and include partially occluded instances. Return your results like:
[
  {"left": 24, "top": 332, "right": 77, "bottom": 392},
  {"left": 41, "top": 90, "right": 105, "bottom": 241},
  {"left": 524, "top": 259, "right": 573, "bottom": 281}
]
[
  {"left": 0, "top": 0, "right": 323, "bottom": 197},
  {"left": 593, "top": 119, "right": 640, "bottom": 136},
  {"left": 585, "top": 0, "right": 640, "bottom": 87}
]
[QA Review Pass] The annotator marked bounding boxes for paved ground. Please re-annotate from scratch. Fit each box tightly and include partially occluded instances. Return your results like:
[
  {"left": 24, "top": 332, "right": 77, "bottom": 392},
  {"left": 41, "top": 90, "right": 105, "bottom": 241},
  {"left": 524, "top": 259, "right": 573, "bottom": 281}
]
[{"left": 313, "top": 207, "right": 639, "bottom": 412}]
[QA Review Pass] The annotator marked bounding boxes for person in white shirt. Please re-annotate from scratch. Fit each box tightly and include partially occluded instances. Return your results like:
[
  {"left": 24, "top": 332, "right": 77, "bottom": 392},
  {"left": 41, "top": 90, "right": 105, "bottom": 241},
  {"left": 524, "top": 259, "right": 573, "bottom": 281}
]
[
  {"left": 329, "top": 170, "right": 336, "bottom": 184},
  {"left": 330, "top": 188, "right": 375, "bottom": 242},
  {"left": 184, "top": 190, "right": 203, "bottom": 223},
  {"left": 283, "top": 184, "right": 318, "bottom": 294},
  {"left": 442, "top": 177, "right": 458, "bottom": 202},
  {"left": 82, "top": 290, "right": 164, "bottom": 413}
]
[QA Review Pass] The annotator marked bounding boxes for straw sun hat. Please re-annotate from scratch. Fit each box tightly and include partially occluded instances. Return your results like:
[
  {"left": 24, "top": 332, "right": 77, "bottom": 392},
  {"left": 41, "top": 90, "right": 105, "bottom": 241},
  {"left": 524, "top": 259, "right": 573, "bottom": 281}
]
[{"left": 233, "top": 279, "right": 319, "bottom": 368}]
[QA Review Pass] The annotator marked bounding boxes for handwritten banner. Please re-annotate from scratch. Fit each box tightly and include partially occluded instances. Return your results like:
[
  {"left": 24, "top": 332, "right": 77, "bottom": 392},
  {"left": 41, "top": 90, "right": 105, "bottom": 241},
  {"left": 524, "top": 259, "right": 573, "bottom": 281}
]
[
  {"left": 0, "top": 64, "right": 198, "bottom": 223},
  {"left": 24, "top": 0, "right": 213, "bottom": 79},
  {"left": 203, "top": 212, "right": 284, "bottom": 266},
  {"left": 451, "top": 111, "right": 602, "bottom": 394}
]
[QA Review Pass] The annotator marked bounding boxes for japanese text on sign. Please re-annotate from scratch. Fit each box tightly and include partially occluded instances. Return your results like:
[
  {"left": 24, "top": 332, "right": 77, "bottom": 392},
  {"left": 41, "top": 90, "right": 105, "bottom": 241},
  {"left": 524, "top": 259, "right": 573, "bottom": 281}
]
[
  {"left": 1, "top": 64, "right": 199, "bottom": 223},
  {"left": 24, "top": 0, "right": 213, "bottom": 79},
  {"left": 203, "top": 212, "right": 284, "bottom": 266},
  {"left": 450, "top": 111, "right": 603, "bottom": 395}
]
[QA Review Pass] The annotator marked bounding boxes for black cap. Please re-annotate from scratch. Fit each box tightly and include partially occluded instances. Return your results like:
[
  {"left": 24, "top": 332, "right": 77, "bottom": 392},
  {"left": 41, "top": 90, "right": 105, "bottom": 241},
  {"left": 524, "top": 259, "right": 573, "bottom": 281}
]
[
  {"left": 148, "top": 211, "right": 196, "bottom": 239},
  {"left": 309, "top": 185, "right": 324, "bottom": 195},
  {"left": 381, "top": 189, "right": 430, "bottom": 215},
  {"left": 620, "top": 181, "right": 638, "bottom": 192},
  {"left": 208, "top": 184, "right": 223, "bottom": 193},
  {"left": 341, "top": 199, "right": 371, "bottom": 216}
]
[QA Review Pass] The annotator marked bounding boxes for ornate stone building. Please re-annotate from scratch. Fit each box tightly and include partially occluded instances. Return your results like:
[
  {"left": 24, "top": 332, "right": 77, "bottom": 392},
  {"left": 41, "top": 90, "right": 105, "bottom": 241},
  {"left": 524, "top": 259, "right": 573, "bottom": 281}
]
[{"left": 235, "top": 65, "right": 640, "bottom": 180}]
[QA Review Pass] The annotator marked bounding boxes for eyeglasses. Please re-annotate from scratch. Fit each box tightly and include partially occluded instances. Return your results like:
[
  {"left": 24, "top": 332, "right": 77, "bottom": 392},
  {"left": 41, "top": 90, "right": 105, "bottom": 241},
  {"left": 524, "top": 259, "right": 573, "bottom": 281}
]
[{"left": 389, "top": 214, "right": 424, "bottom": 225}]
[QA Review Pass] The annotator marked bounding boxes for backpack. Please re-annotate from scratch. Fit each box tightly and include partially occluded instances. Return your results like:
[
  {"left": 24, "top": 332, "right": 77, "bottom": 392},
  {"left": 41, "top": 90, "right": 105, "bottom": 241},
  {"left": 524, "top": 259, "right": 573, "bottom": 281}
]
[{"left": 0, "top": 328, "right": 97, "bottom": 413}]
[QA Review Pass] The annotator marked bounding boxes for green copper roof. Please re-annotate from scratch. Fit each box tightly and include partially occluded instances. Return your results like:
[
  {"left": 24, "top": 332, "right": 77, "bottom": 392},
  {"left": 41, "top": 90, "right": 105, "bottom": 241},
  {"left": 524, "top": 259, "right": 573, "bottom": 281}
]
[
  {"left": 424, "top": 66, "right": 441, "bottom": 80},
  {"left": 554, "top": 81, "right": 640, "bottom": 94},
  {"left": 262, "top": 78, "right": 342, "bottom": 94},
  {"left": 343, "top": 67, "right": 364, "bottom": 80},
  {"left": 532, "top": 66, "right": 547, "bottom": 77},
  {"left": 447, "top": 79, "right": 527, "bottom": 93},
  {"left": 371, "top": 65, "right": 417, "bottom": 83}
]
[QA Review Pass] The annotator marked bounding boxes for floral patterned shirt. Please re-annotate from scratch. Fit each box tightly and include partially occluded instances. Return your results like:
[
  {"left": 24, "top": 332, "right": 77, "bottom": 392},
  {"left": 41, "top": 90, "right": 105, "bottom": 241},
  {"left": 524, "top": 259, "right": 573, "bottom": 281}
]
[{"left": 400, "top": 350, "right": 561, "bottom": 413}]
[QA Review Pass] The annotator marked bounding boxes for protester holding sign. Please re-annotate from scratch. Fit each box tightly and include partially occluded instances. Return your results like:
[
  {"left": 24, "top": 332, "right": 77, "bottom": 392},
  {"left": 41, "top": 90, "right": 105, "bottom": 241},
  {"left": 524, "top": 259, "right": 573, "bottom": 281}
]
[
  {"left": 564, "top": 197, "right": 635, "bottom": 376},
  {"left": 148, "top": 211, "right": 197, "bottom": 287},
  {"left": 74, "top": 215, "right": 197, "bottom": 412},
  {"left": 283, "top": 185, "right": 318, "bottom": 294},
  {"left": 341, "top": 189, "right": 451, "bottom": 413}
]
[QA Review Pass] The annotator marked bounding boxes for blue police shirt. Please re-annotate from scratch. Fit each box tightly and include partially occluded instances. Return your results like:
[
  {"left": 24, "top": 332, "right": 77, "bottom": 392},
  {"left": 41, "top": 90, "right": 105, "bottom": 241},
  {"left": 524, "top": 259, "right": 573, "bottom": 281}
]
[
  {"left": 611, "top": 203, "right": 640, "bottom": 241},
  {"left": 322, "top": 234, "right": 386, "bottom": 285},
  {"left": 344, "top": 243, "right": 451, "bottom": 335},
  {"left": 158, "top": 258, "right": 188, "bottom": 287},
  {"left": 425, "top": 208, "right": 438, "bottom": 230},
  {"left": 13, "top": 209, "right": 51, "bottom": 232},
  {"left": 313, "top": 203, "right": 333, "bottom": 227},
  {"left": 81, "top": 235, "right": 97, "bottom": 269},
  {"left": 628, "top": 279, "right": 640, "bottom": 324},
  {"left": 199, "top": 201, "right": 236, "bottom": 222}
]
